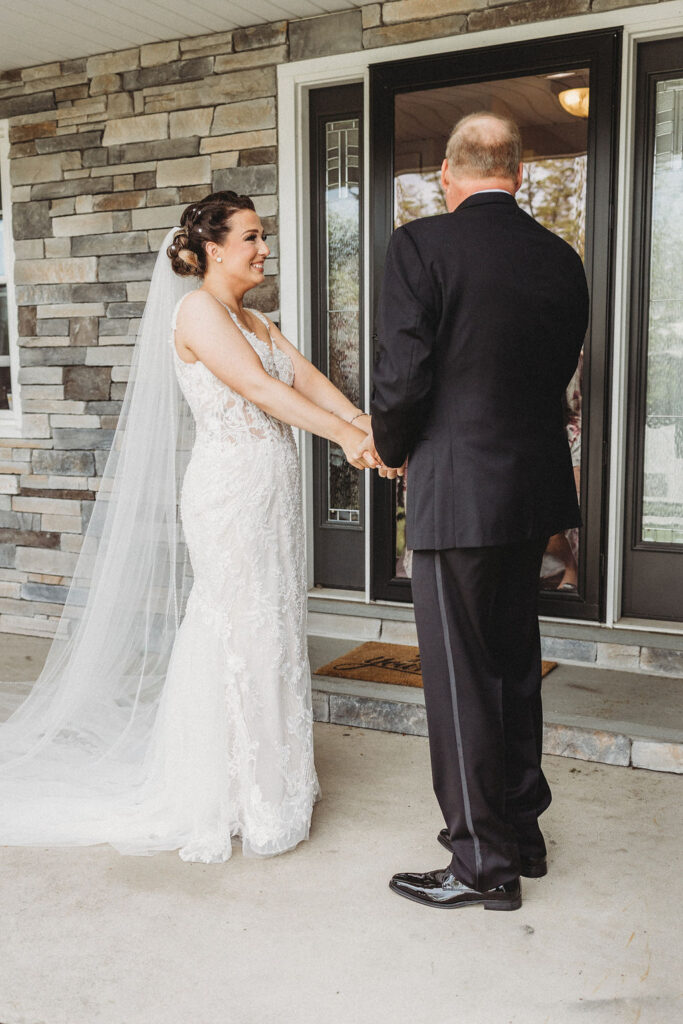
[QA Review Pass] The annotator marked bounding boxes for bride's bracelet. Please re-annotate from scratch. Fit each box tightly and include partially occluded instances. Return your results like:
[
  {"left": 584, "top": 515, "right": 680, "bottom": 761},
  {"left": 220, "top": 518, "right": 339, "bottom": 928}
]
[{"left": 348, "top": 410, "right": 367, "bottom": 425}]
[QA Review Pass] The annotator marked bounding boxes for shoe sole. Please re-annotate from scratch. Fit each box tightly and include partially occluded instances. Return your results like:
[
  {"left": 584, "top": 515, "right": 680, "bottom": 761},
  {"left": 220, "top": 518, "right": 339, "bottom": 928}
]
[
  {"left": 389, "top": 879, "right": 522, "bottom": 911},
  {"left": 437, "top": 832, "right": 547, "bottom": 879}
]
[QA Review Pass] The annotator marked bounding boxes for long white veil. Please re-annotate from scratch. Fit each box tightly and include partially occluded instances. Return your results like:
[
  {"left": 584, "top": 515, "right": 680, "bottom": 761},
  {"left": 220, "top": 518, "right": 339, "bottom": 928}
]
[{"left": 0, "top": 229, "right": 199, "bottom": 843}]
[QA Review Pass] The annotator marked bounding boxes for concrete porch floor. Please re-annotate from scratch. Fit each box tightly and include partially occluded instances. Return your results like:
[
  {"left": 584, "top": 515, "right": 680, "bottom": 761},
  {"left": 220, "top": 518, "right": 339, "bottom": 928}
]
[
  {"left": 0, "top": 722, "right": 680, "bottom": 1023},
  {"left": 0, "top": 631, "right": 681, "bottom": 1022}
]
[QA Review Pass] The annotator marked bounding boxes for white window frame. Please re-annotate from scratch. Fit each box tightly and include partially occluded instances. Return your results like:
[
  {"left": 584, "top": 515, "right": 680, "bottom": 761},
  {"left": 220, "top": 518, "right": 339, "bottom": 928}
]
[
  {"left": 278, "top": 0, "right": 683, "bottom": 634},
  {"left": 0, "top": 118, "right": 22, "bottom": 438}
]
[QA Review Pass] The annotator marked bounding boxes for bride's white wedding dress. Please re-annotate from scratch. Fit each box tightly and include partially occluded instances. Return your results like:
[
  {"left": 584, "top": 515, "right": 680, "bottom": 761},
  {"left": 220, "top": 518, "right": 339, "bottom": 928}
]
[
  {"left": 0, "top": 280, "right": 318, "bottom": 863},
  {"left": 157, "top": 295, "right": 319, "bottom": 861}
]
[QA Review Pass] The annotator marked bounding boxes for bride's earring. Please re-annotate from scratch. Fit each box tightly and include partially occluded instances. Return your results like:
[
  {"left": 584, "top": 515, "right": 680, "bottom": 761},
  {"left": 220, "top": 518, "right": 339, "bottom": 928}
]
[{"left": 216, "top": 257, "right": 223, "bottom": 263}]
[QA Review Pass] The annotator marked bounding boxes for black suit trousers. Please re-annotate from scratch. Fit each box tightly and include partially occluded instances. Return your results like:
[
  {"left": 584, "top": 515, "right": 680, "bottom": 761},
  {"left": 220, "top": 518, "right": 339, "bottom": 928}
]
[{"left": 411, "top": 539, "right": 552, "bottom": 891}]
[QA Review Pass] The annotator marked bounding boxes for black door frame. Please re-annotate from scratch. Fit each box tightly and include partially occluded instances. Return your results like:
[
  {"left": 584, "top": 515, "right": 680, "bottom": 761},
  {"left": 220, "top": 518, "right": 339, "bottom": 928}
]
[
  {"left": 309, "top": 84, "right": 366, "bottom": 590},
  {"left": 369, "top": 28, "right": 621, "bottom": 620},
  {"left": 622, "top": 37, "right": 683, "bottom": 621}
]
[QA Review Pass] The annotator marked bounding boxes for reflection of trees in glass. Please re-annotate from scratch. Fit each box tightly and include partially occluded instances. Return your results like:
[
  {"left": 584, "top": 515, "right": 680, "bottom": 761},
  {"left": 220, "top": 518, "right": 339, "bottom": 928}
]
[
  {"left": 394, "top": 172, "right": 447, "bottom": 227},
  {"left": 326, "top": 196, "right": 361, "bottom": 516},
  {"left": 329, "top": 443, "right": 358, "bottom": 516},
  {"left": 327, "top": 201, "right": 360, "bottom": 310},
  {"left": 516, "top": 155, "right": 586, "bottom": 259}
]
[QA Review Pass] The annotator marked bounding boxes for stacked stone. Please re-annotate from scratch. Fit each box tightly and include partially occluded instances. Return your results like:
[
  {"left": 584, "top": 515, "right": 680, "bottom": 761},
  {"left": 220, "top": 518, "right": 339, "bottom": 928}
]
[
  {"left": 0, "top": 23, "right": 284, "bottom": 636},
  {"left": 0, "top": 0, "right": 672, "bottom": 636}
]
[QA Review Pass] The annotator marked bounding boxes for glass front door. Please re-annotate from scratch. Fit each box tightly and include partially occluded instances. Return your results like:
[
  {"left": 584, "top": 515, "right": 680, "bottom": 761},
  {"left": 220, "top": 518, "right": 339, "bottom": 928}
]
[
  {"left": 370, "top": 30, "right": 620, "bottom": 619},
  {"left": 623, "top": 38, "right": 683, "bottom": 621}
]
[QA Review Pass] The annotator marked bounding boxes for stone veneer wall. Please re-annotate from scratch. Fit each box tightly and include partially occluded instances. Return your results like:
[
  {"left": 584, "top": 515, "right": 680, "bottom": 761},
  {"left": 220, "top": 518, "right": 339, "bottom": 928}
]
[{"left": 0, "top": 0, "right": 678, "bottom": 641}]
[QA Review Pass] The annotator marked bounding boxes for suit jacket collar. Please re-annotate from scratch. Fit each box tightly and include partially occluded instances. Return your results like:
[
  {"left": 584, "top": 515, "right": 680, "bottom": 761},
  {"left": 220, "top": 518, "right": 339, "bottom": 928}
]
[{"left": 456, "top": 192, "right": 518, "bottom": 212}]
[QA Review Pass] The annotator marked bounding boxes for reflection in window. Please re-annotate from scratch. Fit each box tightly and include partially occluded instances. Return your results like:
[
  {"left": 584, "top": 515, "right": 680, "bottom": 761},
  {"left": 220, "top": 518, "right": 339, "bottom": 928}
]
[
  {"left": 0, "top": 153, "right": 10, "bottom": 413},
  {"left": 641, "top": 78, "right": 683, "bottom": 546},
  {"left": 392, "top": 72, "right": 589, "bottom": 586},
  {"left": 325, "top": 119, "right": 361, "bottom": 524}
]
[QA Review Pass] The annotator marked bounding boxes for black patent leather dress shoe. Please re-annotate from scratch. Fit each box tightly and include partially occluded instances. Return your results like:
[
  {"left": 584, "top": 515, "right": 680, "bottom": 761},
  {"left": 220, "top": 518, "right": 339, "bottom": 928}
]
[
  {"left": 437, "top": 828, "right": 548, "bottom": 878},
  {"left": 389, "top": 868, "right": 521, "bottom": 910}
]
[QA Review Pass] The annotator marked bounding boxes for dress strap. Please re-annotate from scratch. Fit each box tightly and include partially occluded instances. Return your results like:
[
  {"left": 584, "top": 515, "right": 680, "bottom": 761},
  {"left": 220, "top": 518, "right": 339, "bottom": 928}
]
[
  {"left": 249, "top": 308, "right": 273, "bottom": 339},
  {"left": 170, "top": 293, "right": 192, "bottom": 339}
]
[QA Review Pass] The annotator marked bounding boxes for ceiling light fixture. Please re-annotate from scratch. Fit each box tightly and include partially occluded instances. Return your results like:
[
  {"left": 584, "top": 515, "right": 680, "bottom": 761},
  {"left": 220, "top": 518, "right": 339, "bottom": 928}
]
[{"left": 558, "top": 87, "right": 590, "bottom": 118}]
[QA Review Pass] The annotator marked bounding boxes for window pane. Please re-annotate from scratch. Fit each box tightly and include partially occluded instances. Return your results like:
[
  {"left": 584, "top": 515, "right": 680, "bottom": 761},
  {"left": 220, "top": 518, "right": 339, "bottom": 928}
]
[
  {"left": 641, "top": 77, "right": 683, "bottom": 545},
  {"left": 0, "top": 284, "right": 10, "bottom": 410},
  {"left": 325, "top": 117, "right": 361, "bottom": 524}
]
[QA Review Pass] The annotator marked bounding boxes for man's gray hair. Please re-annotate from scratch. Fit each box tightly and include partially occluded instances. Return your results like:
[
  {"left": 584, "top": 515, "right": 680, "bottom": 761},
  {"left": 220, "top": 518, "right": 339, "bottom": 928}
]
[{"left": 446, "top": 112, "right": 522, "bottom": 181}]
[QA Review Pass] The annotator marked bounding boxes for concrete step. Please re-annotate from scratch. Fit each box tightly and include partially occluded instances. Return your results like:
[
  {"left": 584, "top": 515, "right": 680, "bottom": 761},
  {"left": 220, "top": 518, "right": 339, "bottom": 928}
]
[{"left": 309, "top": 636, "right": 683, "bottom": 775}]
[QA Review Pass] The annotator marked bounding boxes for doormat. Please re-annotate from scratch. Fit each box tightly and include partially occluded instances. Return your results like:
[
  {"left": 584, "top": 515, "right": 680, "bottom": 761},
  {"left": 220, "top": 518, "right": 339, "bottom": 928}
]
[{"left": 315, "top": 641, "right": 557, "bottom": 689}]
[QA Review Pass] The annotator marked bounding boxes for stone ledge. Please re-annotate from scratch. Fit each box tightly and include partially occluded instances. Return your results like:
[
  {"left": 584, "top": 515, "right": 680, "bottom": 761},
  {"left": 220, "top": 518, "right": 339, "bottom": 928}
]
[{"left": 310, "top": 680, "right": 682, "bottom": 774}]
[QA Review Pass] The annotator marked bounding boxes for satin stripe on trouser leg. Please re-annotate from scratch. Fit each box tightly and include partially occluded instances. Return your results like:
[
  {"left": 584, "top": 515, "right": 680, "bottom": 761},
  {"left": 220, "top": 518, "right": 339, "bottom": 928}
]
[{"left": 411, "top": 540, "right": 550, "bottom": 891}]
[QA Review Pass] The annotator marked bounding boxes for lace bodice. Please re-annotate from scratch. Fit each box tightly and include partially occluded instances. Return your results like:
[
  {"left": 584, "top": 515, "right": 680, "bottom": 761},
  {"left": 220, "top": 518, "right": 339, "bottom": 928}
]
[{"left": 171, "top": 293, "right": 295, "bottom": 447}]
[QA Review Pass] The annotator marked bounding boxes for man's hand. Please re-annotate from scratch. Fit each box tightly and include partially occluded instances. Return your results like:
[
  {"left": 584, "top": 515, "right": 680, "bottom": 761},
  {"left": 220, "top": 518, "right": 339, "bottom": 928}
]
[{"left": 377, "top": 462, "right": 406, "bottom": 480}]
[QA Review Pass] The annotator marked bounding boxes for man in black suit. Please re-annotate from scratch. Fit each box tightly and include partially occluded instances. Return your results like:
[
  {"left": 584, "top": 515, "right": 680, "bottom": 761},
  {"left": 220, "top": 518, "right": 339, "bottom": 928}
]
[{"left": 368, "top": 112, "right": 589, "bottom": 911}]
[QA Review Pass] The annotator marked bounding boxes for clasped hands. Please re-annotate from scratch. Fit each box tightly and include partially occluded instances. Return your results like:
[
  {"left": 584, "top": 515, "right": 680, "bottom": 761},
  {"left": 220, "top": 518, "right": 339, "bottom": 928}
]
[{"left": 341, "top": 414, "right": 406, "bottom": 480}]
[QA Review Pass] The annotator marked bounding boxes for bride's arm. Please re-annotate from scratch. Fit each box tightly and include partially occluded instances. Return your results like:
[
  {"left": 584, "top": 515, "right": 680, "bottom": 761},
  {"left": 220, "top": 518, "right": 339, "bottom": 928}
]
[
  {"left": 263, "top": 318, "right": 371, "bottom": 431},
  {"left": 177, "top": 293, "right": 377, "bottom": 469}
]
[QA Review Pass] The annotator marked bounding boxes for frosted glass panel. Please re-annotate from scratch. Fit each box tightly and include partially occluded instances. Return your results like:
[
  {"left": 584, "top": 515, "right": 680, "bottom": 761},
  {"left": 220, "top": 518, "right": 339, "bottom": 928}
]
[
  {"left": 641, "top": 78, "right": 683, "bottom": 545},
  {"left": 325, "top": 118, "right": 361, "bottom": 525}
]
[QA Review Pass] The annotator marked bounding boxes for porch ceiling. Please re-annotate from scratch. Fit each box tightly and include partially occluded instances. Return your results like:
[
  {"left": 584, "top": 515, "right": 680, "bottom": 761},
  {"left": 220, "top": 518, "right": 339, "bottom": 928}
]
[{"left": 0, "top": 0, "right": 377, "bottom": 74}]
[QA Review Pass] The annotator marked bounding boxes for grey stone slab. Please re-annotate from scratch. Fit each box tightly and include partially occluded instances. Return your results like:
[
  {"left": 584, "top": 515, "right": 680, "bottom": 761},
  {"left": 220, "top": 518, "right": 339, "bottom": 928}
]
[
  {"left": 640, "top": 647, "right": 683, "bottom": 678},
  {"left": 212, "top": 164, "right": 276, "bottom": 195},
  {"left": 330, "top": 694, "right": 428, "bottom": 737},
  {"left": 0, "top": 91, "right": 56, "bottom": 119},
  {"left": 71, "top": 232, "right": 149, "bottom": 257},
  {"left": 35, "top": 130, "right": 102, "bottom": 154},
  {"left": 631, "top": 739, "right": 682, "bottom": 774},
  {"left": 311, "top": 690, "right": 330, "bottom": 723},
  {"left": 0, "top": 512, "right": 38, "bottom": 530},
  {"left": 71, "top": 284, "right": 128, "bottom": 302},
  {"left": 20, "top": 348, "right": 88, "bottom": 367},
  {"left": 468, "top": 0, "right": 587, "bottom": 33},
  {"left": 121, "top": 57, "right": 214, "bottom": 92},
  {"left": 108, "top": 137, "right": 199, "bottom": 165},
  {"left": 12, "top": 200, "right": 51, "bottom": 240},
  {"left": 290, "top": 10, "right": 362, "bottom": 62},
  {"left": 541, "top": 636, "right": 597, "bottom": 663},
  {"left": 82, "top": 149, "right": 109, "bottom": 168},
  {"left": 105, "top": 302, "right": 146, "bottom": 318},
  {"left": 51, "top": 428, "right": 115, "bottom": 451},
  {"left": 542, "top": 722, "right": 630, "bottom": 766},
  {"left": 233, "top": 21, "right": 287, "bottom": 51},
  {"left": 93, "top": 451, "right": 110, "bottom": 475},
  {"left": 36, "top": 318, "right": 70, "bottom": 336},
  {"left": 98, "top": 318, "right": 131, "bottom": 336},
  {"left": 97, "top": 252, "right": 157, "bottom": 282},
  {"left": 32, "top": 177, "right": 114, "bottom": 200},
  {"left": 81, "top": 500, "right": 95, "bottom": 533},
  {"left": 85, "top": 401, "right": 122, "bottom": 415},
  {"left": 21, "top": 582, "right": 69, "bottom": 604},
  {"left": 0, "top": 543, "right": 16, "bottom": 568},
  {"left": 32, "top": 450, "right": 95, "bottom": 477}
]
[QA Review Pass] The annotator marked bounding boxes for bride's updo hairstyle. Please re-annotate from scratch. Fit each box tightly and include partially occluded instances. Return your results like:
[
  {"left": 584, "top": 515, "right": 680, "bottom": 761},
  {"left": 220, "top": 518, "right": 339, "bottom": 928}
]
[{"left": 167, "top": 190, "right": 256, "bottom": 277}]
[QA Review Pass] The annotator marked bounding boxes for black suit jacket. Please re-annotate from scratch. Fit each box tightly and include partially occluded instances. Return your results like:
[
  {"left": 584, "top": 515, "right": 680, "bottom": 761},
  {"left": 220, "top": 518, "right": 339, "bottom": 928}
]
[{"left": 371, "top": 192, "right": 589, "bottom": 550}]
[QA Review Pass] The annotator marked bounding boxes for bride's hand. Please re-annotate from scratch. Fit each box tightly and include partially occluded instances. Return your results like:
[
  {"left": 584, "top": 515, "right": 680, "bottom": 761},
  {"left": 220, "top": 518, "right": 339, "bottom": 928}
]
[{"left": 338, "top": 423, "right": 379, "bottom": 470}]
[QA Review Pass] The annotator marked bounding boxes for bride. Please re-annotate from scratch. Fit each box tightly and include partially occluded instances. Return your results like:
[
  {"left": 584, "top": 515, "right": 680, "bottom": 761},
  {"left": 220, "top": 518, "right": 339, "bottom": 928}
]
[{"left": 0, "top": 190, "right": 376, "bottom": 863}]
